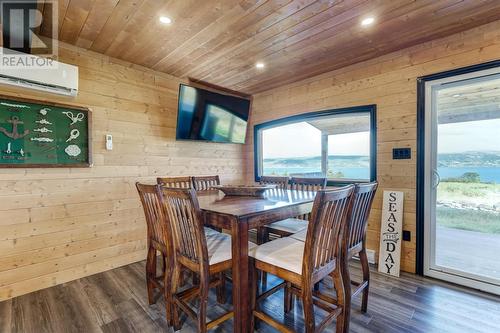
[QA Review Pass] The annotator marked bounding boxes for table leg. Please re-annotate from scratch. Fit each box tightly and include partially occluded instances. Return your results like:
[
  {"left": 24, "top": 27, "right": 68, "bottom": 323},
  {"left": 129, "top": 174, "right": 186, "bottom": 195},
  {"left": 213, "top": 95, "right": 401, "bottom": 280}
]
[{"left": 231, "top": 218, "right": 250, "bottom": 333}]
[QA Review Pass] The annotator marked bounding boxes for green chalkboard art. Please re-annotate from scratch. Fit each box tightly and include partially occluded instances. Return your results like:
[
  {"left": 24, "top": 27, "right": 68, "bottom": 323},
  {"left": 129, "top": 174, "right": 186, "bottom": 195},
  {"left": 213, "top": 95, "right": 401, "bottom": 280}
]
[{"left": 0, "top": 95, "right": 92, "bottom": 167}]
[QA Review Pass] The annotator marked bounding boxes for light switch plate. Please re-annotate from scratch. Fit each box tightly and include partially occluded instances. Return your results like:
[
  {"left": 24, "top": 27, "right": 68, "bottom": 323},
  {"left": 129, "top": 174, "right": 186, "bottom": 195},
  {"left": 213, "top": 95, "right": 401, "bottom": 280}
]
[
  {"left": 105, "top": 134, "right": 113, "bottom": 150},
  {"left": 393, "top": 147, "right": 411, "bottom": 159}
]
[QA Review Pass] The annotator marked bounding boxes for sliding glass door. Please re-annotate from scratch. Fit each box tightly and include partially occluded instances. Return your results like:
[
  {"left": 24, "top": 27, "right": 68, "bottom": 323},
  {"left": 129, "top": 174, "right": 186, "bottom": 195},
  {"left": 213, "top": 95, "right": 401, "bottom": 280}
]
[{"left": 423, "top": 67, "right": 500, "bottom": 295}]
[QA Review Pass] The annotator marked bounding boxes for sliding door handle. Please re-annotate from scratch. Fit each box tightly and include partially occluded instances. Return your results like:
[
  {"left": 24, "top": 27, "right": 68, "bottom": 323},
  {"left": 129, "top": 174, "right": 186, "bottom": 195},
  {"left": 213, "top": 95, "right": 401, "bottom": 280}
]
[{"left": 432, "top": 169, "right": 441, "bottom": 189}]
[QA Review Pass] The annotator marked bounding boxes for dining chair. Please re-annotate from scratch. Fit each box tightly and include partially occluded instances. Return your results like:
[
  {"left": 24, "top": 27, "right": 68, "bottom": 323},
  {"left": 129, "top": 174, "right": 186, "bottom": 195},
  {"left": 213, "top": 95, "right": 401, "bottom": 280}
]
[
  {"left": 156, "top": 176, "right": 193, "bottom": 189},
  {"left": 346, "top": 182, "right": 378, "bottom": 313},
  {"left": 291, "top": 182, "right": 378, "bottom": 317},
  {"left": 256, "top": 175, "right": 289, "bottom": 247},
  {"left": 262, "top": 177, "right": 327, "bottom": 240},
  {"left": 158, "top": 187, "right": 257, "bottom": 332},
  {"left": 135, "top": 182, "right": 173, "bottom": 325},
  {"left": 259, "top": 175, "right": 289, "bottom": 189},
  {"left": 192, "top": 175, "right": 220, "bottom": 191},
  {"left": 290, "top": 176, "right": 328, "bottom": 192},
  {"left": 258, "top": 177, "right": 327, "bottom": 288},
  {"left": 250, "top": 185, "right": 355, "bottom": 333},
  {"left": 157, "top": 176, "right": 220, "bottom": 238}
]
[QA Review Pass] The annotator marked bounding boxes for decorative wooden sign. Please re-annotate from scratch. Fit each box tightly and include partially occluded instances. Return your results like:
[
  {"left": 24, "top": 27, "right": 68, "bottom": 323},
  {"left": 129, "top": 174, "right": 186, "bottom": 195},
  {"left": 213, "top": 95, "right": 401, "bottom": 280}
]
[
  {"left": 0, "top": 95, "right": 92, "bottom": 168},
  {"left": 378, "top": 191, "right": 404, "bottom": 277}
]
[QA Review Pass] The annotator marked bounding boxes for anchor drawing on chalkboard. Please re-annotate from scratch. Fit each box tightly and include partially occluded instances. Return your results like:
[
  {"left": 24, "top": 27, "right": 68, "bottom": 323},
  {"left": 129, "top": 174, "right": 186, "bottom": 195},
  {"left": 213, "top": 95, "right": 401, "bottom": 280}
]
[{"left": 0, "top": 116, "right": 30, "bottom": 139}]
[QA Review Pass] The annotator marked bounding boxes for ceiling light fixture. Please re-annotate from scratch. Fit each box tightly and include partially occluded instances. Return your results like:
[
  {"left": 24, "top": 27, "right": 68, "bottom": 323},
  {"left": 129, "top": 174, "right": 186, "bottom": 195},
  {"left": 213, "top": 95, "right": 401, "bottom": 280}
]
[
  {"left": 159, "top": 16, "right": 172, "bottom": 24},
  {"left": 361, "top": 16, "right": 375, "bottom": 26},
  {"left": 256, "top": 62, "right": 265, "bottom": 69}
]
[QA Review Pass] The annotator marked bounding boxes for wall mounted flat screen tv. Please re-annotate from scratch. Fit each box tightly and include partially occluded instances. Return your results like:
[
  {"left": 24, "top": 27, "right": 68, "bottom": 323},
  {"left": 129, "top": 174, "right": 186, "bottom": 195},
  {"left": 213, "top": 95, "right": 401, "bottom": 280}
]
[{"left": 176, "top": 84, "right": 250, "bottom": 144}]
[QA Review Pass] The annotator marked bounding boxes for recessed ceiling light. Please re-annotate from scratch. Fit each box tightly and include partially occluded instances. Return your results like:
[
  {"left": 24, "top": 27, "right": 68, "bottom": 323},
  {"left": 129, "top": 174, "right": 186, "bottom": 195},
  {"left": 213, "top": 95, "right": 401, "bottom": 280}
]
[
  {"left": 453, "top": 94, "right": 461, "bottom": 98},
  {"left": 256, "top": 62, "right": 265, "bottom": 69},
  {"left": 361, "top": 17, "right": 375, "bottom": 26},
  {"left": 159, "top": 16, "right": 172, "bottom": 24}
]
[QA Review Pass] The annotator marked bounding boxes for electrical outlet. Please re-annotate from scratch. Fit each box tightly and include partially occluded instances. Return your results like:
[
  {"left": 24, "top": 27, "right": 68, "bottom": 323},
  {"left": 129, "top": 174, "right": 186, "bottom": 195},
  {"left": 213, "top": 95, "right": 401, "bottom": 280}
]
[{"left": 393, "top": 147, "right": 411, "bottom": 160}]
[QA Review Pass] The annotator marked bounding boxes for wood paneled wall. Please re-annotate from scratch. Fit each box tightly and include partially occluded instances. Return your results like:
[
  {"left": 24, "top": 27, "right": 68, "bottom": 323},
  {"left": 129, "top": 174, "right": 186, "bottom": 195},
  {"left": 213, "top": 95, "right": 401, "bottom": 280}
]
[
  {"left": 246, "top": 20, "right": 500, "bottom": 273},
  {"left": 0, "top": 43, "right": 246, "bottom": 301}
]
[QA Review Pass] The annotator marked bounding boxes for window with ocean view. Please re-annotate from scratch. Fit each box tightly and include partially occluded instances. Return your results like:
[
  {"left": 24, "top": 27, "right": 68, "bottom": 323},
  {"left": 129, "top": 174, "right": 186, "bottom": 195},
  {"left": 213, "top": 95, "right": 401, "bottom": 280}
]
[{"left": 254, "top": 106, "right": 376, "bottom": 184}]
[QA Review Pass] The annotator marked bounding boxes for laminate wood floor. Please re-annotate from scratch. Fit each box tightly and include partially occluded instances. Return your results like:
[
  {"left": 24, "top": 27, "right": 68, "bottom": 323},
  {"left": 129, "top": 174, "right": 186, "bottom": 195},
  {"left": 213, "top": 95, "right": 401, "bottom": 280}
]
[{"left": 1, "top": 260, "right": 499, "bottom": 333}]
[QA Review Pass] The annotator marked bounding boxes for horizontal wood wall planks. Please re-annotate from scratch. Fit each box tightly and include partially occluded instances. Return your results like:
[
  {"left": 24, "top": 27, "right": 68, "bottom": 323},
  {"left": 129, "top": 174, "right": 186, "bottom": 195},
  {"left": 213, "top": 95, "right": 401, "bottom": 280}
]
[
  {"left": 246, "top": 19, "right": 500, "bottom": 274},
  {"left": 42, "top": 0, "right": 500, "bottom": 94},
  {"left": 0, "top": 42, "right": 246, "bottom": 301}
]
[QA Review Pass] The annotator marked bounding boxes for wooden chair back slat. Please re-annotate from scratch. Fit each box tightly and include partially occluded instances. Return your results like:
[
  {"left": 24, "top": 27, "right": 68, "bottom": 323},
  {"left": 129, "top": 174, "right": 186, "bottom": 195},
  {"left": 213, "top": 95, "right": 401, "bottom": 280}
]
[
  {"left": 158, "top": 187, "right": 208, "bottom": 272},
  {"left": 136, "top": 183, "right": 169, "bottom": 249},
  {"left": 302, "top": 185, "right": 355, "bottom": 275},
  {"left": 290, "top": 177, "right": 327, "bottom": 192},
  {"left": 289, "top": 177, "right": 327, "bottom": 220},
  {"left": 259, "top": 176, "right": 289, "bottom": 190},
  {"left": 192, "top": 175, "right": 220, "bottom": 191},
  {"left": 348, "top": 182, "right": 378, "bottom": 250},
  {"left": 157, "top": 176, "right": 193, "bottom": 189}
]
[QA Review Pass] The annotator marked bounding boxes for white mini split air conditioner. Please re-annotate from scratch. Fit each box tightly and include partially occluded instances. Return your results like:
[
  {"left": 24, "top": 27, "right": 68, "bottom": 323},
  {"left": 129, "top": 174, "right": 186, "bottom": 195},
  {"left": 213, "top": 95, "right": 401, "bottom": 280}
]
[{"left": 0, "top": 48, "right": 78, "bottom": 96}]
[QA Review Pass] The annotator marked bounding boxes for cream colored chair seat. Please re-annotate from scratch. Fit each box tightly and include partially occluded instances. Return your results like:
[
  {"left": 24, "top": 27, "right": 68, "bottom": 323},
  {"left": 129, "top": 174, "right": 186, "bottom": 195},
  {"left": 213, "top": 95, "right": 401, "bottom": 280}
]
[
  {"left": 207, "top": 232, "right": 257, "bottom": 265},
  {"left": 290, "top": 228, "right": 307, "bottom": 242},
  {"left": 204, "top": 227, "right": 221, "bottom": 237},
  {"left": 249, "top": 237, "right": 304, "bottom": 274},
  {"left": 266, "top": 218, "right": 308, "bottom": 234}
]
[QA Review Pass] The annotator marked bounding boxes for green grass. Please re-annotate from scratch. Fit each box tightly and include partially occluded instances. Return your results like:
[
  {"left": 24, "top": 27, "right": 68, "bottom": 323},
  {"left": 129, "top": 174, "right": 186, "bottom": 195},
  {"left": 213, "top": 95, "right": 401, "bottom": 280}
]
[
  {"left": 437, "top": 206, "right": 500, "bottom": 234},
  {"left": 438, "top": 181, "right": 500, "bottom": 200}
]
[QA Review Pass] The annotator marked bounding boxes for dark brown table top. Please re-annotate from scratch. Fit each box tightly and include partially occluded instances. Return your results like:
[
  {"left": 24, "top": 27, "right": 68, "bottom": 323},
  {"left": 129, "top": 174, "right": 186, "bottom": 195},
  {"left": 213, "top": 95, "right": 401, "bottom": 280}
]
[{"left": 197, "top": 189, "right": 316, "bottom": 218}]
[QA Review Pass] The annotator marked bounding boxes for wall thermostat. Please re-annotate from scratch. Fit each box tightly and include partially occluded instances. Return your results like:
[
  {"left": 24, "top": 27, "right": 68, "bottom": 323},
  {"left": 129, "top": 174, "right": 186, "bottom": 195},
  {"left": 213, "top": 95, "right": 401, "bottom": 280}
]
[{"left": 105, "top": 134, "right": 113, "bottom": 150}]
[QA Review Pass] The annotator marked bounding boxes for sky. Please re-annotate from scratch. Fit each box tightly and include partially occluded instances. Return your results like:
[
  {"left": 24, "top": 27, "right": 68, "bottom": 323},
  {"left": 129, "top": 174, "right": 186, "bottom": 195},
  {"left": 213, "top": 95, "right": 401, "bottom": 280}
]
[
  {"left": 262, "top": 121, "right": 370, "bottom": 158},
  {"left": 438, "top": 118, "right": 500, "bottom": 153}
]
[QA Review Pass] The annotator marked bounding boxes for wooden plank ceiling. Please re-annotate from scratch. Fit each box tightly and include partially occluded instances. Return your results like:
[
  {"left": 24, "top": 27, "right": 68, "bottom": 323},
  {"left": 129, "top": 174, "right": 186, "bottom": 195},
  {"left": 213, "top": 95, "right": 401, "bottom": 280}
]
[
  {"left": 41, "top": 0, "right": 500, "bottom": 94},
  {"left": 437, "top": 75, "right": 500, "bottom": 124}
]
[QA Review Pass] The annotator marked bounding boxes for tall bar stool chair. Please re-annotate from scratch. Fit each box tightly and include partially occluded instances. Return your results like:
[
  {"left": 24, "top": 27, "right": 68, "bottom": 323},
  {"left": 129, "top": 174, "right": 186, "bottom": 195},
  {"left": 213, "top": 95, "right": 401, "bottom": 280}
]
[
  {"left": 265, "top": 177, "right": 327, "bottom": 237},
  {"left": 259, "top": 175, "right": 289, "bottom": 189},
  {"left": 250, "top": 185, "right": 355, "bottom": 333},
  {"left": 291, "top": 182, "right": 378, "bottom": 330},
  {"left": 158, "top": 187, "right": 257, "bottom": 332},
  {"left": 157, "top": 176, "right": 220, "bottom": 237},
  {"left": 192, "top": 175, "right": 220, "bottom": 191},
  {"left": 156, "top": 176, "right": 193, "bottom": 189},
  {"left": 135, "top": 183, "right": 173, "bottom": 325},
  {"left": 259, "top": 177, "right": 327, "bottom": 287},
  {"left": 192, "top": 175, "right": 223, "bottom": 234},
  {"left": 345, "top": 182, "right": 378, "bottom": 316},
  {"left": 289, "top": 176, "right": 327, "bottom": 192},
  {"left": 256, "top": 175, "right": 289, "bottom": 245},
  {"left": 261, "top": 177, "right": 327, "bottom": 241}
]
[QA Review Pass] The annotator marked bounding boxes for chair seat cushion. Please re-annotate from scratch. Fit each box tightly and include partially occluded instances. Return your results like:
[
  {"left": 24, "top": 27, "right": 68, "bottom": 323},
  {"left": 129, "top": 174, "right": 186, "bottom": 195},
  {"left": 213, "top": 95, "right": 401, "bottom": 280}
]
[
  {"left": 266, "top": 218, "right": 308, "bottom": 234},
  {"left": 207, "top": 233, "right": 257, "bottom": 265},
  {"left": 249, "top": 237, "right": 304, "bottom": 275},
  {"left": 204, "top": 227, "right": 221, "bottom": 237},
  {"left": 290, "top": 229, "right": 307, "bottom": 242}
]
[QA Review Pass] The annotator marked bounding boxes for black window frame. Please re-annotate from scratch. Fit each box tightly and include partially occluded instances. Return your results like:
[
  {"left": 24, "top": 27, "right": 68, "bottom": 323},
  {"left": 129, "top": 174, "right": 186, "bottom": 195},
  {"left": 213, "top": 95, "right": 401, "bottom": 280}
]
[{"left": 253, "top": 105, "right": 377, "bottom": 186}]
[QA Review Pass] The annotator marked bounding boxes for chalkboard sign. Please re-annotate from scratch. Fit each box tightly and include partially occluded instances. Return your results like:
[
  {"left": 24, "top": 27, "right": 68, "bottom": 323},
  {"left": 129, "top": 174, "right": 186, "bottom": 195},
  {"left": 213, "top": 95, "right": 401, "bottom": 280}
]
[{"left": 0, "top": 95, "right": 92, "bottom": 168}]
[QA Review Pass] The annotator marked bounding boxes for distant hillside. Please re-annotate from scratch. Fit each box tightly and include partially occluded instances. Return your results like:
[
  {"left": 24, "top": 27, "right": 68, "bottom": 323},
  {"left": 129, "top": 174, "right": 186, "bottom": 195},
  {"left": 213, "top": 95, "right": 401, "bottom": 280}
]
[
  {"left": 264, "top": 155, "right": 369, "bottom": 168},
  {"left": 438, "top": 151, "right": 500, "bottom": 167},
  {"left": 264, "top": 152, "right": 500, "bottom": 168}
]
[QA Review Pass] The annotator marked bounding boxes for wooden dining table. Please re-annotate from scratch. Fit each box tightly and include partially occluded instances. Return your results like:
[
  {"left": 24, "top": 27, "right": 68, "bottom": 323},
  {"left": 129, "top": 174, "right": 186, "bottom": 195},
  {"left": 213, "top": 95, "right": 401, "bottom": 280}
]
[{"left": 198, "top": 189, "right": 316, "bottom": 333}]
